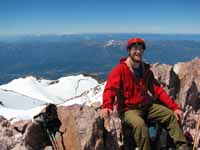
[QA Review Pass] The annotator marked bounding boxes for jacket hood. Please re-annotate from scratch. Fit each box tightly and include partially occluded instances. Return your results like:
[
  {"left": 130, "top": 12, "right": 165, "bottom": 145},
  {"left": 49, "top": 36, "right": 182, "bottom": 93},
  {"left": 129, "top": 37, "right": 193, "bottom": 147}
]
[{"left": 120, "top": 57, "right": 127, "bottom": 63}]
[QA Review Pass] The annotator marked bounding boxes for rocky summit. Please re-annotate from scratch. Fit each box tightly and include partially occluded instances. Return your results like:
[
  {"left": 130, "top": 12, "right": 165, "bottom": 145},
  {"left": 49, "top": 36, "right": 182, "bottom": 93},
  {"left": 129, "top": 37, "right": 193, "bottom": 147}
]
[{"left": 0, "top": 58, "right": 200, "bottom": 150}]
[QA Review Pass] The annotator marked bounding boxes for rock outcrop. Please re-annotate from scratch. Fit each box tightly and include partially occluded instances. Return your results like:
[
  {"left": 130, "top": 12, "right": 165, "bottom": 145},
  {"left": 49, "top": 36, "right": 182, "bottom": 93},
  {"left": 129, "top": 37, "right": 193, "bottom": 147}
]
[
  {"left": 0, "top": 116, "right": 30, "bottom": 150},
  {"left": 151, "top": 58, "right": 200, "bottom": 111},
  {"left": 0, "top": 104, "right": 123, "bottom": 150},
  {"left": 22, "top": 104, "right": 123, "bottom": 150},
  {"left": 174, "top": 58, "right": 200, "bottom": 110}
]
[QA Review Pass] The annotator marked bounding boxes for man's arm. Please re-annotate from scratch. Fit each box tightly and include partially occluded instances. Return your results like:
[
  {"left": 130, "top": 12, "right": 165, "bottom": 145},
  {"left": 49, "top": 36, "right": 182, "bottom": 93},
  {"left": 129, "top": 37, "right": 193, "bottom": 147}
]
[
  {"left": 148, "top": 71, "right": 183, "bottom": 121},
  {"left": 102, "top": 66, "right": 121, "bottom": 117},
  {"left": 149, "top": 71, "right": 180, "bottom": 111}
]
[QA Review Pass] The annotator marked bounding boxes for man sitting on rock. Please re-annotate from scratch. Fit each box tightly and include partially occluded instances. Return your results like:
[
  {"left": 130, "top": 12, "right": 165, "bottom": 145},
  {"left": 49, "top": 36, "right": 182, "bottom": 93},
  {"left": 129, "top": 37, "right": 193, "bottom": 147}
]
[{"left": 101, "top": 37, "right": 189, "bottom": 150}]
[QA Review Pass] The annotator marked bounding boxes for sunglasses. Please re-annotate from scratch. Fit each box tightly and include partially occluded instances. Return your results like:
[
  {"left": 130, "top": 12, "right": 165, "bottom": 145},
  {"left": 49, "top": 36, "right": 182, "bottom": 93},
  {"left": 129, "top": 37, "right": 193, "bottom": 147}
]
[
  {"left": 130, "top": 44, "right": 144, "bottom": 50},
  {"left": 128, "top": 42, "right": 145, "bottom": 50}
]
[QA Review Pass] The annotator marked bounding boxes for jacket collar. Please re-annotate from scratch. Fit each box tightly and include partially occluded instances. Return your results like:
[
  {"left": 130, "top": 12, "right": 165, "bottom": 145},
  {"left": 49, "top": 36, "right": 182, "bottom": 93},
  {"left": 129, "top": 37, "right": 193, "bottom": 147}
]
[{"left": 119, "top": 57, "right": 150, "bottom": 75}]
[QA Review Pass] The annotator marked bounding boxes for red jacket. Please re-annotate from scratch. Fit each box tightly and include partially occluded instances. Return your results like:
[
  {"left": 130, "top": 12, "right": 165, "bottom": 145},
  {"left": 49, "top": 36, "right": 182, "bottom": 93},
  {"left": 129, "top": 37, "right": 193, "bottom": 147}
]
[{"left": 102, "top": 58, "right": 179, "bottom": 112}]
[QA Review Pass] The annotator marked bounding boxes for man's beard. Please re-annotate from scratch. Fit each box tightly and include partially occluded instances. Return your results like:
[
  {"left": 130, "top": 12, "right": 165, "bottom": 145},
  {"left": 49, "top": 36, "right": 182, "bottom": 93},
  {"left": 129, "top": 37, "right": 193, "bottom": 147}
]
[{"left": 129, "top": 54, "right": 142, "bottom": 63}]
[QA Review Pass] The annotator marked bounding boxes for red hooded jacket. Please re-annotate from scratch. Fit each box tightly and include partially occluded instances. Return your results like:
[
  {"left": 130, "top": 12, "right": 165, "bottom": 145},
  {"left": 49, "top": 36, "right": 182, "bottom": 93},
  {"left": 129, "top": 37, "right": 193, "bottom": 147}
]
[{"left": 102, "top": 58, "right": 179, "bottom": 112}]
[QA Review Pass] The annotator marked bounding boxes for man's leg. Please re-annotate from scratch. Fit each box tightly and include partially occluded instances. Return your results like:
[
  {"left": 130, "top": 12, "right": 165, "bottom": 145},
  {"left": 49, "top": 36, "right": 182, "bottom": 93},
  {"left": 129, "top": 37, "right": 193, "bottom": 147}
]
[
  {"left": 124, "top": 109, "right": 151, "bottom": 150},
  {"left": 147, "top": 104, "right": 189, "bottom": 150}
]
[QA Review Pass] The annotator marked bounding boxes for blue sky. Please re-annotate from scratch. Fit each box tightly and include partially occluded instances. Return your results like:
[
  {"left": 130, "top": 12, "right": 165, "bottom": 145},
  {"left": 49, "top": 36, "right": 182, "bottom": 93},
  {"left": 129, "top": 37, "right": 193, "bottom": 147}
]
[{"left": 1, "top": 0, "right": 200, "bottom": 35}]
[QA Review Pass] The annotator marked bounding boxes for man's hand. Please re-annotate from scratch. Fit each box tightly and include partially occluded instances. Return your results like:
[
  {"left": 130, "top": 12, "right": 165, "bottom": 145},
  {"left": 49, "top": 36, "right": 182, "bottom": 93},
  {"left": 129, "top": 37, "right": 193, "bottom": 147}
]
[
  {"left": 101, "top": 108, "right": 112, "bottom": 119},
  {"left": 174, "top": 109, "right": 183, "bottom": 122},
  {"left": 101, "top": 108, "right": 113, "bottom": 132}
]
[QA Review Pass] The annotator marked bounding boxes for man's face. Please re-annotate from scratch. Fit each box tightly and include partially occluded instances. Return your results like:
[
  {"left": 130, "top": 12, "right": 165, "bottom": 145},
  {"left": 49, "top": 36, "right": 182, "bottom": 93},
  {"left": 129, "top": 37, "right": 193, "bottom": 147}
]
[{"left": 128, "top": 45, "right": 144, "bottom": 63}]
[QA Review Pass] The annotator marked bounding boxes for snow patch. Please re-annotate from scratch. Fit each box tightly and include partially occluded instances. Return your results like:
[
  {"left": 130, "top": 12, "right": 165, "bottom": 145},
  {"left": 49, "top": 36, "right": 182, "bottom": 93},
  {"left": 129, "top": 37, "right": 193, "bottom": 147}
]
[
  {"left": 0, "top": 74, "right": 98, "bottom": 104},
  {"left": 0, "top": 74, "right": 101, "bottom": 121},
  {"left": 104, "top": 40, "right": 115, "bottom": 47}
]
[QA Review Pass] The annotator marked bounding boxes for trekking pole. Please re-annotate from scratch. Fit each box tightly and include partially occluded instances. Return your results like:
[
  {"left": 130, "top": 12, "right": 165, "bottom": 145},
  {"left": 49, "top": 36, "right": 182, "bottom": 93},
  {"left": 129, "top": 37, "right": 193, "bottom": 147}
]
[
  {"left": 50, "top": 131, "right": 60, "bottom": 150},
  {"left": 46, "top": 129, "right": 59, "bottom": 150},
  {"left": 193, "top": 114, "right": 200, "bottom": 150}
]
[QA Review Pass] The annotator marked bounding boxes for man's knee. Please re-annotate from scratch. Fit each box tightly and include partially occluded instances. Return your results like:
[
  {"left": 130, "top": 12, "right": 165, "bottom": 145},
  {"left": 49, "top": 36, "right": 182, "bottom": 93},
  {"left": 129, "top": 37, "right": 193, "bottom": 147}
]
[
  {"left": 132, "top": 118, "right": 146, "bottom": 128},
  {"left": 163, "top": 109, "right": 177, "bottom": 122},
  {"left": 153, "top": 104, "right": 176, "bottom": 122},
  {"left": 125, "top": 116, "right": 147, "bottom": 130},
  {"left": 124, "top": 110, "right": 146, "bottom": 128}
]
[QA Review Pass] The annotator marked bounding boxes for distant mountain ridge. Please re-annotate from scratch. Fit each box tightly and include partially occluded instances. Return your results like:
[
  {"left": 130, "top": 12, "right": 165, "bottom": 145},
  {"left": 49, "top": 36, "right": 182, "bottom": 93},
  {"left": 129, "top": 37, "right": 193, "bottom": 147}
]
[{"left": 0, "top": 33, "right": 200, "bottom": 84}]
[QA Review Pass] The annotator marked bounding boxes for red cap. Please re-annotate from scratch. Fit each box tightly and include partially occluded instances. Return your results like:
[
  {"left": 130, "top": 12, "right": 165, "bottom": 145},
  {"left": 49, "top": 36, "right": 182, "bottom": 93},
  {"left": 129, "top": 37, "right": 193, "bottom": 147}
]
[{"left": 127, "top": 37, "right": 146, "bottom": 50}]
